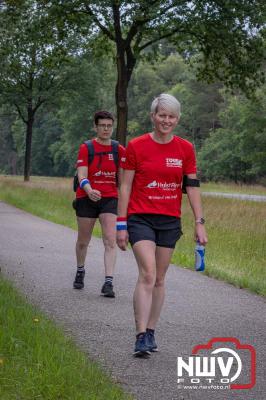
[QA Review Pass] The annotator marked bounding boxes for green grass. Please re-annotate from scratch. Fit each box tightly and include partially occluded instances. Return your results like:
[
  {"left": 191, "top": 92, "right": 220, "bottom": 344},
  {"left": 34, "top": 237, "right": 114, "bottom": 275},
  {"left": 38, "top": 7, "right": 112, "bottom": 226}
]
[
  {"left": 0, "top": 276, "right": 131, "bottom": 400},
  {"left": 0, "top": 175, "right": 265, "bottom": 297},
  {"left": 173, "top": 196, "right": 266, "bottom": 296},
  {"left": 0, "top": 176, "right": 102, "bottom": 235}
]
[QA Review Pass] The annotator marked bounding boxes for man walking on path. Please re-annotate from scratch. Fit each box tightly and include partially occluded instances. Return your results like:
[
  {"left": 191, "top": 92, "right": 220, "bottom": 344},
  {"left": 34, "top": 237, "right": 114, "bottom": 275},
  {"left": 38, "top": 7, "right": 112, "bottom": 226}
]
[{"left": 73, "top": 110, "right": 125, "bottom": 298}]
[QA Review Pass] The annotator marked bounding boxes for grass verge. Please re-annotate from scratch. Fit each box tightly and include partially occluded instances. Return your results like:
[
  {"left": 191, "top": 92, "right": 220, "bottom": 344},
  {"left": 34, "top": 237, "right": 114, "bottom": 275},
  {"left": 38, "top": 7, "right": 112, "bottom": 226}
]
[
  {"left": 0, "top": 275, "right": 131, "bottom": 400},
  {"left": 0, "top": 175, "right": 265, "bottom": 296},
  {"left": 174, "top": 196, "right": 266, "bottom": 296}
]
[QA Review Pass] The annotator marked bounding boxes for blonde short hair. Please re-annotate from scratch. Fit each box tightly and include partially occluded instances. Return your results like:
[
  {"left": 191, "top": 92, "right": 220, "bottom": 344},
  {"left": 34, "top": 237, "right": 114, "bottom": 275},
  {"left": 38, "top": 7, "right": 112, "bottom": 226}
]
[{"left": 151, "top": 93, "right": 181, "bottom": 117}]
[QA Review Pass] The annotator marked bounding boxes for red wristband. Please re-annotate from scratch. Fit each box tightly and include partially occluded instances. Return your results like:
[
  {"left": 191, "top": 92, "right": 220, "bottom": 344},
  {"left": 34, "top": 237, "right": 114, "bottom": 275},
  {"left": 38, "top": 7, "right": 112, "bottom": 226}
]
[{"left": 117, "top": 216, "right": 127, "bottom": 222}]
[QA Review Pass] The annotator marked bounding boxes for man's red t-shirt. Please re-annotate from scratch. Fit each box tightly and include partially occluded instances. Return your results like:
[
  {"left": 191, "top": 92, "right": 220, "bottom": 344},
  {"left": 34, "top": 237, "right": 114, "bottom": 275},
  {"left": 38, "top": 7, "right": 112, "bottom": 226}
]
[
  {"left": 121, "top": 133, "right": 197, "bottom": 217},
  {"left": 76, "top": 139, "right": 126, "bottom": 199}
]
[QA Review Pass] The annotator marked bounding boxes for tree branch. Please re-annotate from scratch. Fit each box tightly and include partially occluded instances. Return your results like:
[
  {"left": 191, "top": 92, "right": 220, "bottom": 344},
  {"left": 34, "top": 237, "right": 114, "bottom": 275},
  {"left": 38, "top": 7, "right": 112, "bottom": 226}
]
[
  {"left": 125, "top": 1, "right": 165, "bottom": 47},
  {"left": 125, "top": 45, "right": 136, "bottom": 82},
  {"left": 83, "top": 4, "right": 115, "bottom": 42},
  {"left": 138, "top": 26, "right": 188, "bottom": 52},
  {"left": 14, "top": 102, "right": 27, "bottom": 124},
  {"left": 33, "top": 97, "right": 45, "bottom": 114}
]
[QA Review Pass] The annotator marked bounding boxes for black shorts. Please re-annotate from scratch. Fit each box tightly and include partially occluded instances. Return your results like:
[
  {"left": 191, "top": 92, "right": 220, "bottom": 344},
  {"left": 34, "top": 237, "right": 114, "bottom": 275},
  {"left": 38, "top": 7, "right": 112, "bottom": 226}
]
[
  {"left": 74, "top": 197, "right": 118, "bottom": 218},
  {"left": 127, "top": 214, "right": 182, "bottom": 249}
]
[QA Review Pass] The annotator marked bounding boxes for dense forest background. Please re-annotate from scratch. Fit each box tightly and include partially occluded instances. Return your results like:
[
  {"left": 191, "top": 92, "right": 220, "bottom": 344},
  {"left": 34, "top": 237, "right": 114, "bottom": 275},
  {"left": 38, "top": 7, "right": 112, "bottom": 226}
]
[{"left": 0, "top": 2, "right": 265, "bottom": 185}]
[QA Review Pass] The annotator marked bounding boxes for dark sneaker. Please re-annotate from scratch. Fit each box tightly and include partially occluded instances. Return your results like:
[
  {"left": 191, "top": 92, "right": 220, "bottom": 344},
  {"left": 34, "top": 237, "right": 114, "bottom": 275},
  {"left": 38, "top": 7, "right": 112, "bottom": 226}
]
[
  {"left": 134, "top": 333, "right": 151, "bottom": 357},
  {"left": 101, "top": 282, "right": 115, "bottom": 298},
  {"left": 73, "top": 269, "right": 85, "bottom": 289},
  {"left": 146, "top": 331, "right": 158, "bottom": 352}
]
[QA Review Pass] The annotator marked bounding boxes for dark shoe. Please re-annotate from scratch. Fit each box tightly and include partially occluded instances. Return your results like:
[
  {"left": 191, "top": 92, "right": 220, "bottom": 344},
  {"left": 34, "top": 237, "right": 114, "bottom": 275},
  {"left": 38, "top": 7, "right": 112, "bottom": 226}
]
[
  {"left": 101, "top": 282, "right": 115, "bottom": 298},
  {"left": 146, "top": 331, "right": 158, "bottom": 352},
  {"left": 73, "top": 269, "right": 85, "bottom": 289},
  {"left": 134, "top": 333, "right": 151, "bottom": 357}
]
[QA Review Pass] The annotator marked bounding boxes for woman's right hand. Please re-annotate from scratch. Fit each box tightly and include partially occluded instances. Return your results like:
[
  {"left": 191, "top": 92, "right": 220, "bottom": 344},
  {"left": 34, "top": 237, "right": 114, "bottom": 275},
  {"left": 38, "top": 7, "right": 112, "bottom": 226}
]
[
  {"left": 87, "top": 188, "right": 101, "bottom": 202},
  {"left": 116, "top": 230, "right": 129, "bottom": 251}
]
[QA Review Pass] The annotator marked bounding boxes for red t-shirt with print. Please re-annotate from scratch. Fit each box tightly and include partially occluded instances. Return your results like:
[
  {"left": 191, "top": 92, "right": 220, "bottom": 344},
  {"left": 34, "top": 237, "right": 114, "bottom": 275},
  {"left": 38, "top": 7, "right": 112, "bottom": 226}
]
[
  {"left": 76, "top": 139, "right": 126, "bottom": 199},
  {"left": 121, "top": 133, "right": 197, "bottom": 217}
]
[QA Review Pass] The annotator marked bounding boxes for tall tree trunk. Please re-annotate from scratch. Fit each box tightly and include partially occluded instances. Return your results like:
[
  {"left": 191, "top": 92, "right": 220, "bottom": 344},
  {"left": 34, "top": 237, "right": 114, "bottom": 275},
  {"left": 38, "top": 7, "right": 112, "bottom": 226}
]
[
  {"left": 24, "top": 106, "right": 34, "bottom": 181},
  {"left": 115, "top": 53, "right": 128, "bottom": 146},
  {"left": 115, "top": 45, "right": 136, "bottom": 146}
]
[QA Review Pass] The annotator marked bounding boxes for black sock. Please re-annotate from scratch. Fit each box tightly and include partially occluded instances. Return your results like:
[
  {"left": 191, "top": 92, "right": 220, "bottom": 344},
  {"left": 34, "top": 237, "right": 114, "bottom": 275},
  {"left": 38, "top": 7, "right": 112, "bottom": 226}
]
[
  {"left": 146, "top": 328, "right": 155, "bottom": 335},
  {"left": 105, "top": 276, "right": 113, "bottom": 284},
  {"left": 77, "top": 266, "right": 85, "bottom": 272}
]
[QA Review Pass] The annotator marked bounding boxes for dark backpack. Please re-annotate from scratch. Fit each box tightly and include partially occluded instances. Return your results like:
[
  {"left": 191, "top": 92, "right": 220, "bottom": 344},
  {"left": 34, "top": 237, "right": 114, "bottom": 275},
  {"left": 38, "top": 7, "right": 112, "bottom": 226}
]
[{"left": 73, "top": 139, "right": 119, "bottom": 192}]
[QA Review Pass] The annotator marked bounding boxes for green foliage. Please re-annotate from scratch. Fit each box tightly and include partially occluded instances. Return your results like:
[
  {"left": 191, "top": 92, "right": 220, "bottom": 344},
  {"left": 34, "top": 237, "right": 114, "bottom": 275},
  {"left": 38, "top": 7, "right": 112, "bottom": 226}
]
[
  {"left": 49, "top": 54, "right": 116, "bottom": 176},
  {"left": 10, "top": 119, "right": 25, "bottom": 174},
  {"left": 2, "top": 50, "right": 265, "bottom": 185},
  {"left": 1, "top": 0, "right": 266, "bottom": 181},
  {"left": 0, "top": 1, "right": 70, "bottom": 115},
  {"left": 0, "top": 0, "right": 82, "bottom": 179},
  {"left": 198, "top": 88, "right": 266, "bottom": 183},
  {"left": 0, "top": 106, "right": 17, "bottom": 174},
  {"left": 128, "top": 53, "right": 223, "bottom": 145},
  {"left": 188, "top": 2, "right": 265, "bottom": 94},
  {"left": 43, "top": 0, "right": 266, "bottom": 146},
  {"left": 31, "top": 111, "right": 64, "bottom": 176},
  {"left": 57, "top": 55, "right": 116, "bottom": 144}
]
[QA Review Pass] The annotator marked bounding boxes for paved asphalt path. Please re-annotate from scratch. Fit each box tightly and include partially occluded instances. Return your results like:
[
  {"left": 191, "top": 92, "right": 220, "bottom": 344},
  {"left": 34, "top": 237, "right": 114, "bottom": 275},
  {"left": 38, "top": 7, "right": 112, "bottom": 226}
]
[
  {"left": 0, "top": 201, "right": 265, "bottom": 400},
  {"left": 202, "top": 192, "right": 266, "bottom": 202}
]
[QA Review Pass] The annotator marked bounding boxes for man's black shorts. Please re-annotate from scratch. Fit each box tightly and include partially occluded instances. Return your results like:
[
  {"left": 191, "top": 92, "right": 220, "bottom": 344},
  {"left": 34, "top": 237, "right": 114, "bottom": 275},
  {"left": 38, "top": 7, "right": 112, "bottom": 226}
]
[
  {"left": 127, "top": 214, "right": 182, "bottom": 249},
  {"left": 74, "top": 196, "right": 118, "bottom": 218}
]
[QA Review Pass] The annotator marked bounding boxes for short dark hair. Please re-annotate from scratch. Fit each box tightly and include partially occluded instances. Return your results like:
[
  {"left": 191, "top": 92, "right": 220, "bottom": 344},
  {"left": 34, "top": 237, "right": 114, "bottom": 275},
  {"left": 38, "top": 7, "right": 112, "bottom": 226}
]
[{"left": 94, "top": 110, "right": 114, "bottom": 125}]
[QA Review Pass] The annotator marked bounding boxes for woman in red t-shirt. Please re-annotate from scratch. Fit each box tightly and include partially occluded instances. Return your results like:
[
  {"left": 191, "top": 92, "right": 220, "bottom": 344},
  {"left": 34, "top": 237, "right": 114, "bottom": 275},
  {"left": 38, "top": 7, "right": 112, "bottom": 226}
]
[
  {"left": 117, "top": 94, "right": 207, "bottom": 356},
  {"left": 73, "top": 110, "right": 125, "bottom": 298}
]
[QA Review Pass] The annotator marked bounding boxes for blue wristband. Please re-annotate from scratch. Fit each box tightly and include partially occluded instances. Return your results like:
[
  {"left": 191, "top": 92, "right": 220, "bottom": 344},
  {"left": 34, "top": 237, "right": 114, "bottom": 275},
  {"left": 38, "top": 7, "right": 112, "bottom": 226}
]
[
  {"left": 116, "top": 221, "right": 127, "bottom": 231},
  {"left": 80, "top": 178, "right": 90, "bottom": 189}
]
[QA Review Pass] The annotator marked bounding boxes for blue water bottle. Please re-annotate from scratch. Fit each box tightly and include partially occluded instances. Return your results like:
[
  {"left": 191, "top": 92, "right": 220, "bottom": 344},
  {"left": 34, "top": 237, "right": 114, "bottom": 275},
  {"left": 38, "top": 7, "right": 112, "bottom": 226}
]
[{"left": 195, "top": 241, "right": 205, "bottom": 271}]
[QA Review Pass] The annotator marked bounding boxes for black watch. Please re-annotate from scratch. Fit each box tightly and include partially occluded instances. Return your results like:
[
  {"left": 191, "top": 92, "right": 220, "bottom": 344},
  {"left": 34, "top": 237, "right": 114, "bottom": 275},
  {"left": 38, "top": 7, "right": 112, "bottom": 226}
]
[{"left": 195, "top": 217, "right": 205, "bottom": 225}]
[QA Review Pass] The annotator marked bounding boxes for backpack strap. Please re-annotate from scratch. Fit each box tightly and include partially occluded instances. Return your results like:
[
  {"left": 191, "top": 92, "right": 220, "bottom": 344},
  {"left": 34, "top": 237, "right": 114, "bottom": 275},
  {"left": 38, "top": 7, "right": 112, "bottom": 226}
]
[
  {"left": 84, "top": 140, "right": 94, "bottom": 165},
  {"left": 111, "top": 139, "right": 119, "bottom": 168}
]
